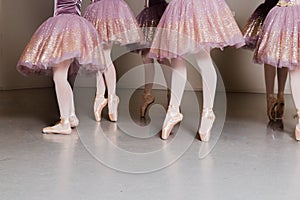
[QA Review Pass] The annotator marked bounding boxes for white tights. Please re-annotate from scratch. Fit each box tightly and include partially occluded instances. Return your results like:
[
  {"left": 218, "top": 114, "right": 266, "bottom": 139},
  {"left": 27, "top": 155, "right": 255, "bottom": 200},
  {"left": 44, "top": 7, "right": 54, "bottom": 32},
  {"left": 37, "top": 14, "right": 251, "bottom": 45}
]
[
  {"left": 141, "top": 50, "right": 171, "bottom": 94},
  {"left": 96, "top": 43, "right": 117, "bottom": 98},
  {"left": 290, "top": 69, "right": 300, "bottom": 125},
  {"left": 169, "top": 48, "right": 217, "bottom": 112},
  {"left": 52, "top": 59, "right": 75, "bottom": 119}
]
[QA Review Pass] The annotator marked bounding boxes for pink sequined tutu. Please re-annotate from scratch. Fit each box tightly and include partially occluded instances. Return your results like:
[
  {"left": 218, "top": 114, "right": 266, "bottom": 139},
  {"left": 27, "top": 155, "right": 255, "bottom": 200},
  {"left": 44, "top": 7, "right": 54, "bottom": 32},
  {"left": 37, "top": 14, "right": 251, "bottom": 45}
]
[
  {"left": 136, "top": 0, "right": 168, "bottom": 49},
  {"left": 17, "top": 14, "right": 106, "bottom": 76},
  {"left": 149, "top": 0, "right": 245, "bottom": 59},
  {"left": 254, "top": 2, "right": 300, "bottom": 70},
  {"left": 242, "top": 0, "right": 278, "bottom": 50},
  {"left": 84, "top": 0, "right": 143, "bottom": 45}
]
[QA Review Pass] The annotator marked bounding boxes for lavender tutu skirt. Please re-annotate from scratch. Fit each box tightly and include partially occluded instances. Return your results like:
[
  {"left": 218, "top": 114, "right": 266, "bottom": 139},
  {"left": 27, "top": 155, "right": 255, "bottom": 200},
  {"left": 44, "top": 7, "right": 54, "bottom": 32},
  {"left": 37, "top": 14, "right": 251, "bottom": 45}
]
[
  {"left": 254, "top": 3, "right": 300, "bottom": 70},
  {"left": 149, "top": 0, "right": 245, "bottom": 59},
  {"left": 17, "top": 14, "right": 106, "bottom": 76},
  {"left": 242, "top": 0, "right": 278, "bottom": 50},
  {"left": 84, "top": 0, "right": 143, "bottom": 45},
  {"left": 136, "top": 1, "right": 168, "bottom": 49}
]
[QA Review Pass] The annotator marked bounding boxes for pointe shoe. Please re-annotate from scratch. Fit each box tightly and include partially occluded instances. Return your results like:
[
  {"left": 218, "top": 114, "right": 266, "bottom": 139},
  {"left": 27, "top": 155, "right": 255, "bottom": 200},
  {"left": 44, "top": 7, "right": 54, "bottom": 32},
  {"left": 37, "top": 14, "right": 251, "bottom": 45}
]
[
  {"left": 267, "top": 95, "right": 277, "bottom": 121},
  {"left": 198, "top": 108, "right": 215, "bottom": 142},
  {"left": 161, "top": 105, "right": 183, "bottom": 140},
  {"left": 94, "top": 96, "right": 108, "bottom": 122},
  {"left": 295, "top": 126, "right": 300, "bottom": 141},
  {"left": 69, "top": 115, "right": 79, "bottom": 128},
  {"left": 295, "top": 110, "right": 300, "bottom": 141},
  {"left": 275, "top": 95, "right": 285, "bottom": 120},
  {"left": 140, "top": 93, "right": 155, "bottom": 118},
  {"left": 108, "top": 94, "right": 119, "bottom": 122},
  {"left": 167, "top": 89, "right": 171, "bottom": 104},
  {"left": 42, "top": 118, "right": 71, "bottom": 135}
]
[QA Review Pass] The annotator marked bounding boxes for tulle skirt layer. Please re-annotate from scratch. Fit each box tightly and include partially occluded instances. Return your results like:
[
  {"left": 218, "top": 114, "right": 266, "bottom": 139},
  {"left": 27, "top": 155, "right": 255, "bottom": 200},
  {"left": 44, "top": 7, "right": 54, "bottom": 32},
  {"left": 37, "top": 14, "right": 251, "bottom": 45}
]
[
  {"left": 254, "top": 5, "right": 300, "bottom": 70},
  {"left": 17, "top": 14, "right": 106, "bottom": 76},
  {"left": 242, "top": 1, "right": 278, "bottom": 50},
  {"left": 136, "top": 1, "right": 168, "bottom": 49},
  {"left": 84, "top": 0, "right": 143, "bottom": 45},
  {"left": 149, "top": 0, "right": 245, "bottom": 59}
]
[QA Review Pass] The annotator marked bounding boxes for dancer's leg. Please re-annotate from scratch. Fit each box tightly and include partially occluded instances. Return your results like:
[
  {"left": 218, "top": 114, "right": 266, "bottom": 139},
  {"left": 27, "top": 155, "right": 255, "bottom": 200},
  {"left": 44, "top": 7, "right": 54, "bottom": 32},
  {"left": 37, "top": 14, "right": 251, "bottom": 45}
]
[
  {"left": 140, "top": 50, "right": 155, "bottom": 117},
  {"left": 289, "top": 69, "right": 300, "bottom": 140},
  {"left": 43, "top": 59, "right": 74, "bottom": 134},
  {"left": 264, "top": 64, "right": 277, "bottom": 121},
  {"left": 102, "top": 44, "right": 119, "bottom": 122},
  {"left": 161, "top": 57, "right": 186, "bottom": 139},
  {"left": 158, "top": 58, "right": 172, "bottom": 103},
  {"left": 276, "top": 67, "right": 288, "bottom": 119},
  {"left": 195, "top": 48, "right": 217, "bottom": 142}
]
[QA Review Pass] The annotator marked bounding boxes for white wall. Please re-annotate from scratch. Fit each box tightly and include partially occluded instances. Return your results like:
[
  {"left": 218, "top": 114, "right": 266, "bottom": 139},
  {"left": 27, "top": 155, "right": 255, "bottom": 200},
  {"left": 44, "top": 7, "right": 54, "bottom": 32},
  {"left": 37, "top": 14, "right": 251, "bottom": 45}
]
[{"left": 0, "top": 0, "right": 290, "bottom": 93}]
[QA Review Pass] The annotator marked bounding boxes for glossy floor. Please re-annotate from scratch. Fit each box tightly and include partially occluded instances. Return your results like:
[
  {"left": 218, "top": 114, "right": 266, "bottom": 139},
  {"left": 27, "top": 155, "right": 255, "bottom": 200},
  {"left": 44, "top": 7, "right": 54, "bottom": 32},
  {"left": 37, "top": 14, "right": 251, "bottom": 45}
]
[{"left": 1, "top": 88, "right": 300, "bottom": 200}]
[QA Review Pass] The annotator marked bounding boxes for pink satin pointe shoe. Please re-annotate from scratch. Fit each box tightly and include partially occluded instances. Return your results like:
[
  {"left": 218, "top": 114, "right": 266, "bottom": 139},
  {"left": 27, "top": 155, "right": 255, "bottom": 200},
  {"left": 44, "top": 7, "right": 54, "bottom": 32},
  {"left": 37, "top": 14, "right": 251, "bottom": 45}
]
[
  {"left": 161, "top": 105, "right": 183, "bottom": 140},
  {"left": 140, "top": 93, "right": 155, "bottom": 118},
  {"left": 69, "top": 114, "right": 79, "bottom": 128},
  {"left": 295, "top": 125, "right": 300, "bottom": 141},
  {"left": 42, "top": 118, "right": 72, "bottom": 135},
  {"left": 94, "top": 96, "right": 108, "bottom": 122},
  {"left": 108, "top": 94, "right": 119, "bottom": 122},
  {"left": 295, "top": 110, "right": 300, "bottom": 141},
  {"left": 198, "top": 108, "right": 215, "bottom": 142}
]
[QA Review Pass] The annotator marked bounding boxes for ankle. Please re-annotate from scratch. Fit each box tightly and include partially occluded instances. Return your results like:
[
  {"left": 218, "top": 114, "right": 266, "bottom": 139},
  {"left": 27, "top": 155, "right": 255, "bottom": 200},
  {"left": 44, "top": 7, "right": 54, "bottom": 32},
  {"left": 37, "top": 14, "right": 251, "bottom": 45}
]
[
  {"left": 60, "top": 118, "right": 70, "bottom": 125},
  {"left": 168, "top": 104, "right": 180, "bottom": 113},
  {"left": 95, "top": 94, "right": 105, "bottom": 99},
  {"left": 267, "top": 93, "right": 275, "bottom": 99},
  {"left": 277, "top": 92, "right": 284, "bottom": 100},
  {"left": 202, "top": 108, "right": 214, "bottom": 116}
]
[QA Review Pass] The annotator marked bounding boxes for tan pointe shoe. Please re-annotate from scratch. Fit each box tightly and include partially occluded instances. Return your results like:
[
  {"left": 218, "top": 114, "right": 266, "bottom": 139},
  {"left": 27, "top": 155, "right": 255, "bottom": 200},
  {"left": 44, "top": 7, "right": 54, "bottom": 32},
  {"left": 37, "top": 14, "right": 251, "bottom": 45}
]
[
  {"left": 69, "top": 114, "right": 79, "bottom": 128},
  {"left": 267, "top": 95, "right": 277, "bottom": 121},
  {"left": 167, "top": 89, "right": 171, "bottom": 104},
  {"left": 161, "top": 105, "right": 183, "bottom": 140},
  {"left": 94, "top": 96, "right": 108, "bottom": 122},
  {"left": 198, "top": 108, "right": 215, "bottom": 142},
  {"left": 108, "top": 94, "right": 119, "bottom": 122},
  {"left": 295, "top": 110, "right": 300, "bottom": 141},
  {"left": 295, "top": 126, "right": 300, "bottom": 141},
  {"left": 275, "top": 94, "right": 285, "bottom": 120},
  {"left": 140, "top": 93, "right": 155, "bottom": 118},
  {"left": 42, "top": 118, "right": 71, "bottom": 135}
]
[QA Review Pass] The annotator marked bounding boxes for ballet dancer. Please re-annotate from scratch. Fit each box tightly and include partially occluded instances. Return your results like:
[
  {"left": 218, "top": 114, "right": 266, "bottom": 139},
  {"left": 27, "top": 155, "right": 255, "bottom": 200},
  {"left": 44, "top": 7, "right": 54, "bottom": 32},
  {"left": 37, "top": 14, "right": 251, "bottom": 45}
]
[
  {"left": 17, "top": 0, "right": 106, "bottom": 134},
  {"left": 84, "top": 0, "right": 143, "bottom": 122},
  {"left": 150, "top": 0, "right": 245, "bottom": 141},
  {"left": 135, "top": 0, "right": 171, "bottom": 117},
  {"left": 254, "top": 0, "right": 300, "bottom": 140}
]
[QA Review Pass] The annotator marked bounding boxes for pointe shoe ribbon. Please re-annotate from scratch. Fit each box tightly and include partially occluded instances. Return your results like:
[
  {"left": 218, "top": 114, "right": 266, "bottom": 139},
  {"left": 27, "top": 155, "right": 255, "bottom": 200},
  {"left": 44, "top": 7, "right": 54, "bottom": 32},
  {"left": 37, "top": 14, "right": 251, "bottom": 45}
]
[
  {"left": 161, "top": 105, "right": 183, "bottom": 140},
  {"left": 42, "top": 118, "right": 72, "bottom": 135},
  {"left": 199, "top": 108, "right": 215, "bottom": 142},
  {"left": 94, "top": 96, "right": 108, "bottom": 122}
]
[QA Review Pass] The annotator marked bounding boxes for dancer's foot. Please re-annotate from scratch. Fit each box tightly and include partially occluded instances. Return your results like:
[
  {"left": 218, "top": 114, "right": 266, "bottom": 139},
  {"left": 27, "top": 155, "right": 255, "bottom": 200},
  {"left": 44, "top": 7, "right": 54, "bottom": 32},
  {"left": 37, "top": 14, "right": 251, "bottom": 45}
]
[
  {"left": 140, "top": 93, "right": 155, "bottom": 118},
  {"left": 275, "top": 94, "right": 285, "bottom": 120},
  {"left": 108, "top": 94, "right": 119, "bottom": 122},
  {"left": 42, "top": 118, "right": 71, "bottom": 135},
  {"left": 267, "top": 94, "right": 277, "bottom": 121},
  {"left": 198, "top": 108, "right": 215, "bottom": 142},
  {"left": 161, "top": 105, "right": 183, "bottom": 140},
  {"left": 295, "top": 109, "right": 300, "bottom": 141},
  {"left": 69, "top": 114, "right": 79, "bottom": 128},
  {"left": 94, "top": 96, "right": 108, "bottom": 122}
]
